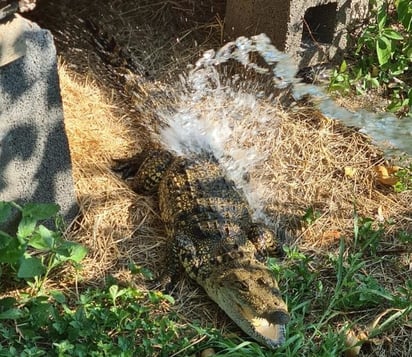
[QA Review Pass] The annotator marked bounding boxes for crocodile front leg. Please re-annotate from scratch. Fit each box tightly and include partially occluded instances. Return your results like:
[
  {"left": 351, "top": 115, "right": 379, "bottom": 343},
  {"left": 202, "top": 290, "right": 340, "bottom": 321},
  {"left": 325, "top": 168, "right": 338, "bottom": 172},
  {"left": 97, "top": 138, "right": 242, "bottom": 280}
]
[
  {"left": 159, "top": 231, "right": 201, "bottom": 291},
  {"left": 113, "top": 149, "right": 174, "bottom": 195},
  {"left": 174, "top": 232, "right": 203, "bottom": 281}
]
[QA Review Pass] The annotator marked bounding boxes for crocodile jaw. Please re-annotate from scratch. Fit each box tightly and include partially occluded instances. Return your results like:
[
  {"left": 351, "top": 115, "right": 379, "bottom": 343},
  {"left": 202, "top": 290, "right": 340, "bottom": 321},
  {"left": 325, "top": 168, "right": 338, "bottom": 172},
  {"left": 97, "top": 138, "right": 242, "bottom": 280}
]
[
  {"left": 201, "top": 264, "right": 289, "bottom": 349},
  {"left": 252, "top": 317, "right": 285, "bottom": 342},
  {"left": 224, "top": 300, "right": 288, "bottom": 348},
  {"left": 242, "top": 306, "right": 287, "bottom": 348}
]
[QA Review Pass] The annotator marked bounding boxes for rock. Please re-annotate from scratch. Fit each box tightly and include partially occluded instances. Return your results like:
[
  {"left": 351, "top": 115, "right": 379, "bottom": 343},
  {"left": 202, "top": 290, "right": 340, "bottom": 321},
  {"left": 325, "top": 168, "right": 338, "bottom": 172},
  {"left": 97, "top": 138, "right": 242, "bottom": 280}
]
[
  {"left": 200, "top": 348, "right": 216, "bottom": 357},
  {"left": 0, "top": 16, "right": 78, "bottom": 232}
]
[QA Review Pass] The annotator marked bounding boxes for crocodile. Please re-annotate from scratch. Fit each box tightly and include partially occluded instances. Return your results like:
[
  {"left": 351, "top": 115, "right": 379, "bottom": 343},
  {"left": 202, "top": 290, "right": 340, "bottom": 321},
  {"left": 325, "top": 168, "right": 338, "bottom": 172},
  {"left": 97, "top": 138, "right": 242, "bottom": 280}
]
[{"left": 114, "top": 149, "right": 290, "bottom": 348}]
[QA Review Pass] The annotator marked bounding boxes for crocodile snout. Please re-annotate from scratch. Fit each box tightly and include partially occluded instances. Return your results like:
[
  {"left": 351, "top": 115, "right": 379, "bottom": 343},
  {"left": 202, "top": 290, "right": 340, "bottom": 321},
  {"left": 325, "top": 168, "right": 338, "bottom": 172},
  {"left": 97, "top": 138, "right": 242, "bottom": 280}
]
[{"left": 264, "top": 310, "right": 290, "bottom": 325}]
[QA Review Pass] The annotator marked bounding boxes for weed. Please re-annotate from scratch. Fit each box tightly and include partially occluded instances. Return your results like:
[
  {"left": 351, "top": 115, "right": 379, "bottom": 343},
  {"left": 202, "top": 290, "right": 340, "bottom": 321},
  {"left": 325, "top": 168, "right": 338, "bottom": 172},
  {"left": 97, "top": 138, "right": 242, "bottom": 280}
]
[
  {"left": 0, "top": 202, "right": 87, "bottom": 293},
  {"left": 302, "top": 207, "right": 322, "bottom": 225},
  {"left": 0, "top": 284, "right": 228, "bottom": 356},
  {"left": 353, "top": 214, "right": 383, "bottom": 255},
  {"left": 394, "top": 163, "right": 412, "bottom": 192},
  {"left": 329, "top": 0, "right": 412, "bottom": 116},
  {"left": 329, "top": 60, "right": 352, "bottom": 94}
]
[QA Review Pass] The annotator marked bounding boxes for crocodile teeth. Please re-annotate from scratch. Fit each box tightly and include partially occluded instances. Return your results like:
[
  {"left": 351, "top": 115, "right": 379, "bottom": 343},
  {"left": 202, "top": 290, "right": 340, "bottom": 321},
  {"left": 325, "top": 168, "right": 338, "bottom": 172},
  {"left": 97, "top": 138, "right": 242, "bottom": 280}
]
[{"left": 251, "top": 317, "right": 285, "bottom": 342}]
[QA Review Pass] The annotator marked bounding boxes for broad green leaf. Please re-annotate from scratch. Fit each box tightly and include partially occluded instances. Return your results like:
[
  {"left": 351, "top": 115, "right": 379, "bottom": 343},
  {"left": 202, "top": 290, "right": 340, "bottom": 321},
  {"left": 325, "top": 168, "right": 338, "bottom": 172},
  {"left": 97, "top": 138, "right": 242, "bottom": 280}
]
[
  {"left": 0, "top": 308, "right": 23, "bottom": 320},
  {"left": 0, "top": 297, "right": 17, "bottom": 310},
  {"left": 51, "top": 290, "right": 66, "bottom": 304},
  {"left": 0, "top": 238, "right": 25, "bottom": 264},
  {"left": 377, "top": 5, "right": 388, "bottom": 31},
  {"left": 163, "top": 294, "right": 175, "bottom": 305},
  {"left": 382, "top": 29, "right": 403, "bottom": 40},
  {"left": 369, "top": 77, "right": 380, "bottom": 88},
  {"left": 109, "top": 285, "right": 121, "bottom": 298},
  {"left": 56, "top": 241, "right": 87, "bottom": 263},
  {"left": 109, "top": 285, "right": 128, "bottom": 307},
  {"left": 397, "top": 0, "right": 412, "bottom": 32},
  {"left": 29, "top": 299, "right": 54, "bottom": 325},
  {"left": 28, "top": 225, "right": 55, "bottom": 250},
  {"left": 405, "top": 43, "right": 412, "bottom": 60},
  {"left": 339, "top": 60, "right": 347, "bottom": 73},
  {"left": 17, "top": 216, "right": 36, "bottom": 239},
  {"left": 0, "top": 202, "right": 14, "bottom": 224},
  {"left": 67, "top": 244, "right": 87, "bottom": 263},
  {"left": 22, "top": 203, "right": 59, "bottom": 221},
  {"left": 335, "top": 74, "right": 345, "bottom": 82},
  {"left": 0, "top": 231, "right": 13, "bottom": 249},
  {"left": 17, "top": 255, "right": 46, "bottom": 278},
  {"left": 376, "top": 36, "right": 392, "bottom": 65}
]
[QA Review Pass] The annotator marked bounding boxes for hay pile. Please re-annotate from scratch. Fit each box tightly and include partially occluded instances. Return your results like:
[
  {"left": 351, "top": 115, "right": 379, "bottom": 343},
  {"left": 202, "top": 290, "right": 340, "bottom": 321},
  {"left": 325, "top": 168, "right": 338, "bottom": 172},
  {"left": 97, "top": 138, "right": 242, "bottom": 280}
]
[
  {"left": 59, "top": 63, "right": 230, "bottom": 328},
  {"left": 58, "top": 56, "right": 411, "bottom": 322},
  {"left": 28, "top": 0, "right": 411, "bottom": 354}
]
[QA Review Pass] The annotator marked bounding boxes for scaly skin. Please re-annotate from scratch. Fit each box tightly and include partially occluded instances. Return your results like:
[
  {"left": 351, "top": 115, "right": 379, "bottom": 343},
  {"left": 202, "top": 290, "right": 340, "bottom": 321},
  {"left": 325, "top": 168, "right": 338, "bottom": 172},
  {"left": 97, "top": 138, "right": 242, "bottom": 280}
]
[{"left": 114, "top": 149, "right": 290, "bottom": 348}]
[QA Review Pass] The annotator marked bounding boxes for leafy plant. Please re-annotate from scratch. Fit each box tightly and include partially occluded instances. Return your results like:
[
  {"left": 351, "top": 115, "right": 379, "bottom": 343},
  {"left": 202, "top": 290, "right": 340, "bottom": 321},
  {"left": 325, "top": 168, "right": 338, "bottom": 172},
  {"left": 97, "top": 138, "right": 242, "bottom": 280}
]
[
  {"left": 330, "top": 0, "right": 412, "bottom": 115},
  {"left": 394, "top": 163, "right": 412, "bottom": 192},
  {"left": 329, "top": 60, "right": 353, "bottom": 94},
  {"left": 302, "top": 207, "right": 321, "bottom": 225},
  {"left": 0, "top": 201, "right": 87, "bottom": 292},
  {"left": 1, "top": 203, "right": 410, "bottom": 356},
  {"left": 0, "top": 284, "right": 225, "bottom": 356}
]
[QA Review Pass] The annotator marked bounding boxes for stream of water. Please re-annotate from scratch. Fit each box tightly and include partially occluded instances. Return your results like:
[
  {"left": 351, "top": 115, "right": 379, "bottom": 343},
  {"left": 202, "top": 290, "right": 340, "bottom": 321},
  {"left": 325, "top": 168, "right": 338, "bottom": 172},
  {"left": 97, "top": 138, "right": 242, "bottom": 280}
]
[
  {"left": 162, "top": 34, "right": 412, "bottom": 159},
  {"left": 158, "top": 33, "right": 411, "bottom": 219}
]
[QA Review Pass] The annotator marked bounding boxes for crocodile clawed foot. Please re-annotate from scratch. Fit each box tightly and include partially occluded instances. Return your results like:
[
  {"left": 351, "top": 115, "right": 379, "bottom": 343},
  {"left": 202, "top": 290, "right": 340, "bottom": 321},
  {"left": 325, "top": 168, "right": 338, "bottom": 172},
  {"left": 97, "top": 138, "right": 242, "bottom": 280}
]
[
  {"left": 163, "top": 281, "right": 176, "bottom": 295},
  {"left": 151, "top": 271, "right": 178, "bottom": 296},
  {"left": 112, "top": 156, "right": 144, "bottom": 180}
]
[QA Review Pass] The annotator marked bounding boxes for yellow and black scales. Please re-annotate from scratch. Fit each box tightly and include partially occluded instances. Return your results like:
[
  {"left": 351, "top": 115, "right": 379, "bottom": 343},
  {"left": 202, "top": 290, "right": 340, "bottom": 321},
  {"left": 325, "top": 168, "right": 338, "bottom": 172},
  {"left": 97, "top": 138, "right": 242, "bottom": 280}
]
[{"left": 114, "top": 149, "right": 290, "bottom": 349}]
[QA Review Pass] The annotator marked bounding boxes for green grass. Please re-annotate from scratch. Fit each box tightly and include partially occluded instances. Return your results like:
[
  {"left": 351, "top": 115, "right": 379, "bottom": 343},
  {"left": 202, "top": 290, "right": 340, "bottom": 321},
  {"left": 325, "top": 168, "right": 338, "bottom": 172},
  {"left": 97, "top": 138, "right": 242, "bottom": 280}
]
[
  {"left": 0, "top": 285, "right": 213, "bottom": 356},
  {"left": 1, "top": 202, "right": 411, "bottom": 356}
]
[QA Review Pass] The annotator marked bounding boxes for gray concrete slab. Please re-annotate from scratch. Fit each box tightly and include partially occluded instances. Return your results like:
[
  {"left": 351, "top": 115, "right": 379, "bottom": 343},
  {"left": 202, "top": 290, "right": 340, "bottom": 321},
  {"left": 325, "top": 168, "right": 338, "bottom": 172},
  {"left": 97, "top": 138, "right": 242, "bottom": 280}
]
[{"left": 0, "top": 16, "right": 78, "bottom": 232}]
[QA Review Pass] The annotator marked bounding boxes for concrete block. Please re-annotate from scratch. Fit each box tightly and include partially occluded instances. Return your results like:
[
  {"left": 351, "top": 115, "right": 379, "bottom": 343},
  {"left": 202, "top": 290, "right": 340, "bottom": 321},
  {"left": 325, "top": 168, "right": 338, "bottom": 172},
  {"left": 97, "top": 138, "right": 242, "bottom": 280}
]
[
  {"left": 0, "top": 12, "right": 27, "bottom": 66},
  {"left": 224, "top": 0, "right": 369, "bottom": 67},
  {"left": 0, "top": 16, "right": 78, "bottom": 231}
]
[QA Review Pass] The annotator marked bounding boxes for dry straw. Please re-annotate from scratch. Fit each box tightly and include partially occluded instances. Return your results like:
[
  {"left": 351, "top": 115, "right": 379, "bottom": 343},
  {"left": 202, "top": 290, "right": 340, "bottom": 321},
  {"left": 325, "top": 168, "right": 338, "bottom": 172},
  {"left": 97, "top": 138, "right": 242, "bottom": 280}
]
[{"left": 59, "top": 58, "right": 411, "bottom": 333}]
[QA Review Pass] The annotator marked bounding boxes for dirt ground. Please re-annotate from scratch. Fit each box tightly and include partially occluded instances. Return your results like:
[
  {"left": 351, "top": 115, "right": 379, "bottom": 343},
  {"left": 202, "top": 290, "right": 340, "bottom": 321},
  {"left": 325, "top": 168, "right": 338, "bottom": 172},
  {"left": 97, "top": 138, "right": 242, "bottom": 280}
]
[{"left": 22, "top": 1, "right": 412, "bottom": 355}]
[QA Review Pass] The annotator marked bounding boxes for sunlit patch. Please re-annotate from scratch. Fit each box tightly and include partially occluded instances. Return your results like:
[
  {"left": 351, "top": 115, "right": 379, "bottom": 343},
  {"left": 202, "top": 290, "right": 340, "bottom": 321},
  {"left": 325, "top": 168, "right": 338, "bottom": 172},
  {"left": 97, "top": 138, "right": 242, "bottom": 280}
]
[{"left": 252, "top": 317, "right": 285, "bottom": 343}]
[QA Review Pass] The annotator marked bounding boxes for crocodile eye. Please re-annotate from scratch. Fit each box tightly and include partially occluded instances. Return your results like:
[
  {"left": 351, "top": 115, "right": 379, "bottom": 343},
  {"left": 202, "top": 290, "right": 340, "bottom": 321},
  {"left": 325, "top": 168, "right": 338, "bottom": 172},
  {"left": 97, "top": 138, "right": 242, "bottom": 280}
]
[{"left": 257, "top": 277, "right": 271, "bottom": 286}]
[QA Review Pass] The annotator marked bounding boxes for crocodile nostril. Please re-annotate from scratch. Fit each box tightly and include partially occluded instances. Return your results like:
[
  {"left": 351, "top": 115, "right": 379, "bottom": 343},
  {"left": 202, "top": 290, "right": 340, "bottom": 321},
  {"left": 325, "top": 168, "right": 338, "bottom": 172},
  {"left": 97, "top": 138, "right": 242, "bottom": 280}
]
[{"left": 264, "top": 310, "right": 290, "bottom": 325}]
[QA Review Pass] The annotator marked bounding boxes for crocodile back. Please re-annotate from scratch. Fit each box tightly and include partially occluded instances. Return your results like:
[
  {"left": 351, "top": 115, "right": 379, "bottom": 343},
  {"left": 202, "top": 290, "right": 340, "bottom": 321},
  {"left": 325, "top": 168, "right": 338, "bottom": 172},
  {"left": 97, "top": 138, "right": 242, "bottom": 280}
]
[{"left": 159, "top": 153, "right": 253, "bottom": 256}]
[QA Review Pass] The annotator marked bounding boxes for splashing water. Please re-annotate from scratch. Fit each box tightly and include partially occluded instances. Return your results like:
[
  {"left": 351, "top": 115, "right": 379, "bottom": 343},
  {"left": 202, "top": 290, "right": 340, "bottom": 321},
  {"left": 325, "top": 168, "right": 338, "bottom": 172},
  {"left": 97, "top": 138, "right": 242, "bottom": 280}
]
[
  {"left": 161, "top": 34, "right": 412, "bottom": 155},
  {"left": 158, "top": 33, "right": 412, "bottom": 219},
  {"left": 159, "top": 69, "right": 273, "bottom": 220}
]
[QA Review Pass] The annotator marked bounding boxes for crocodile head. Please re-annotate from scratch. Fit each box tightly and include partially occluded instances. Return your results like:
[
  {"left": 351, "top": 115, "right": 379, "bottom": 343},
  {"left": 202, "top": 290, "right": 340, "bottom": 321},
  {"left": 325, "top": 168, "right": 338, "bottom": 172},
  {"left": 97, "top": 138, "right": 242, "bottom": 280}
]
[{"left": 201, "top": 260, "right": 289, "bottom": 349}]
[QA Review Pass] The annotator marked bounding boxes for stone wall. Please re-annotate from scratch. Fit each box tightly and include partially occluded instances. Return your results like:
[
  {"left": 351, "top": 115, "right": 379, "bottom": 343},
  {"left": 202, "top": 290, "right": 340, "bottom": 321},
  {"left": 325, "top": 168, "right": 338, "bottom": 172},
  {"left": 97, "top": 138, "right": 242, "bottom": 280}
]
[{"left": 224, "top": 0, "right": 369, "bottom": 67}]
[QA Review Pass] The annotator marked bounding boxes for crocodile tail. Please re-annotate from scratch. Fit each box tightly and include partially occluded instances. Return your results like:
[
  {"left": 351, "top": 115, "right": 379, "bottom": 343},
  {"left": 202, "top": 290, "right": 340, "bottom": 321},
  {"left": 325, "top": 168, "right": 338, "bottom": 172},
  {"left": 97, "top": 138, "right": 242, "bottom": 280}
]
[{"left": 113, "top": 149, "right": 174, "bottom": 195}]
